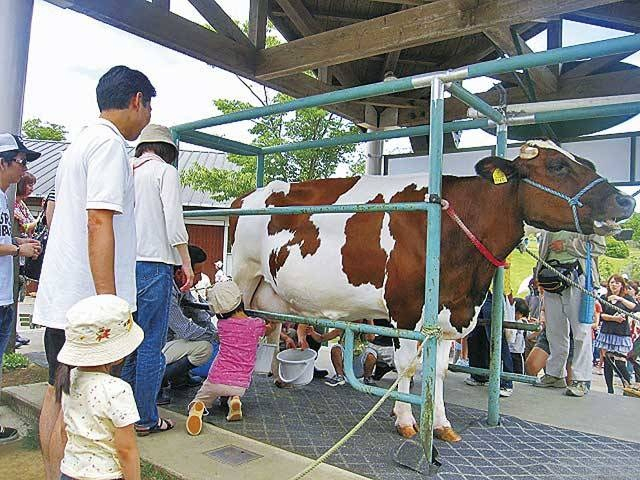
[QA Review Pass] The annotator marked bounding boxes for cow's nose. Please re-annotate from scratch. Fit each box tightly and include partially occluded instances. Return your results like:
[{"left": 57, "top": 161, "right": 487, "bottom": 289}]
[{"left": 616, "top": 194, "right": 635, "bottom": 212}]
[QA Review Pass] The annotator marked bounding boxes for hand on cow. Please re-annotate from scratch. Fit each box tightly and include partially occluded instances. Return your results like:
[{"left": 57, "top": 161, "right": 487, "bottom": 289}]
[
  {"left": 549, "top": 240, "right": 565, "bottom": 252},
  {"left": 179, "top": 263, "right": 195, "bottom": 292}
]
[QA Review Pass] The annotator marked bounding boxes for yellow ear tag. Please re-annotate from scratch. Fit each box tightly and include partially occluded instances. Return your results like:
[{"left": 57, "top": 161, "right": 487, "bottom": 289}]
[{"left": 492, "top": 168, "right": 508, "bottom": 185}]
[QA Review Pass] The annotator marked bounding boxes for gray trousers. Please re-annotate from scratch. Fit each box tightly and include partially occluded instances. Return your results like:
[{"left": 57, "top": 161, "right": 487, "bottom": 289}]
[
  {"left": 162, "top": 339, "right": 213, "bottom": 367},
  {"left": 544, "top": 280, "right": 592, "bottom": 382}
]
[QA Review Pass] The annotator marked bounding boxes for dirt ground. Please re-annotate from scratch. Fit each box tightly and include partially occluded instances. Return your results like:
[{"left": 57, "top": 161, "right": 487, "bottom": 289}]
[
  {"left": 0, "top": 436, "right": 45, "bottom": 480},
  {"left": 2, "top": 364, "right": 49, "bottom": 388}
]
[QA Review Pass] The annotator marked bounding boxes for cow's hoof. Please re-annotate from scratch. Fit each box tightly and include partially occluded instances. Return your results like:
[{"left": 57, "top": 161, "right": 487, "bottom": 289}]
[
  {"left": 396, "top": 425, "right": 418, "bottom": 438},
  {"left": 433, "top": 426, "right": 461, "bottom": 443}
]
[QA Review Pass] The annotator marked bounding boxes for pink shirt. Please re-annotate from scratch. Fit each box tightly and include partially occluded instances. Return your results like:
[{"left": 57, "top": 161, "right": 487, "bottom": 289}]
[{"left": 208, "top": 316, "right": 266, "bottom": 388}]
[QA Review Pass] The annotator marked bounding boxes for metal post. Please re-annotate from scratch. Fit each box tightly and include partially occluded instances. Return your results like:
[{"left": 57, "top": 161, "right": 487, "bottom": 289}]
[
  {"left": 419, "top": 76, "right": 444, "bottom": 462},
  {"left": 256, "top": 153, "right": 265, "bottom": 188},
  {"left": 366, "top": 135, "right": 383, "bottom": 175},
  {"left": 487, "top": 123, "right": 508, "bottom": 427}
]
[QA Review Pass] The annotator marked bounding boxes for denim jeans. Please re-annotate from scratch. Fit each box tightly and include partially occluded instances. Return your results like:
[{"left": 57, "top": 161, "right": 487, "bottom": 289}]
[
  {"left": 121, "top": 262, "right": 173, "bottom": 429},
  {"left": 0, "top": 304, "right": 15, "bottom": 385}
]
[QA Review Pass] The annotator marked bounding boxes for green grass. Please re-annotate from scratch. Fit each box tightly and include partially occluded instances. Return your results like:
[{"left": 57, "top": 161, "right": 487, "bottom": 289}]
[{"left": 141, "top": 461, "right": 181, "bottom": 480}]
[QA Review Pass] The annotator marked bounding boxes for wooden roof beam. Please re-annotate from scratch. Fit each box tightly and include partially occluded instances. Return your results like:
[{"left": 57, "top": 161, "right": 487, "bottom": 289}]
[
  {"left": 249, "top": 0, "right": 268, "bottom": 49},
  {"left": 255, "top": 0, "right": 620, "bottom": 80},
  {"left": 269, "top": 9, "right": 367, "bottom": 26},
  {"left": 483, "top": 26, "right": 558, "bottom": 94},
  {"left": 187, "top": 0, "right": 253, "bottom": 48},
  {"left": 561, "top": 53, "right": 630, "bottom": 79},
  {"left": 273, "top": 0, "right": 360, "bottom": 86},
  {"left": 565, "top": 3, "right": 640, "bottom": 33}
]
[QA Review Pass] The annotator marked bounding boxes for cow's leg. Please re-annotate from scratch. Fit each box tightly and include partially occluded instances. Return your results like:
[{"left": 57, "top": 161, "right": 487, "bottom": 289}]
[
  {"left": 393, "top": 336, "right": 419, "bottom": 438},
  {"left": 433, "top": 339, "right": 461, "bottom": 442}
]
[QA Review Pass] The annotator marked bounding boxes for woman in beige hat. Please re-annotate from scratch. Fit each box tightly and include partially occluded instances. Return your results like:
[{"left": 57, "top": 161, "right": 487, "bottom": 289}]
[
  {"left": 55, "top": 294, "right": 144, "bottom": 480},
  {"left": 121, "top": 124, "right": 193, "bottom": 435}
]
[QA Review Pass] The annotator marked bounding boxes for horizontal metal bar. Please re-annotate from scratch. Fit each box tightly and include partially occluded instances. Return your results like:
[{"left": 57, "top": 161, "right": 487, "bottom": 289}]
[
  {"left": 246, "top": 309, "right": 426, "bottom": 342},
  {"left": 184, "top": 201, "right": 442, "bottom": 218},
  {"left": 446, "top": 83, "right": 505, "bottom": 124},
  {"left": 178, "top": 130, "right": 262, "bottom": 155},
  {"left": 467, "top": 34, "right": 640, "bottom": 80},
  {"left": 476, "top": 320, "right": 541, "bottom": 331},
  {"left": 448, "top": 364, "right": 538, "bottom": 385},
  {"left": 531, "top": 101, "right": 640, "bottom": 124}
]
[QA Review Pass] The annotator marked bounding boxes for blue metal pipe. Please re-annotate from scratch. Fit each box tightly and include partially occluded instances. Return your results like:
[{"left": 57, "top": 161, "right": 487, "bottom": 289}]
[
  {"left": 256, "top": 153, "right": 265, "bottom": 188},
  {"left": 487, "top": 268, "right": 506, "bottom": 427},
  {"left": 183, "top": 201, "right": 441, "bottom": 218},
  {"left": 178, "top": 130, "right": 262, "bottom": 155},
  {"left": 448, "top": 364, "right": 537, "bottom": 385},
  {"left": 447, "top": 83, "right": 505, "bottom": 124}
]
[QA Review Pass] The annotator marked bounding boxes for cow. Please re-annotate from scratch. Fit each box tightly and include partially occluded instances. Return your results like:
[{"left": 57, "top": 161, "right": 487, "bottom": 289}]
[{"left": 228, "top": 139, "right": 635, "bottom": 442}]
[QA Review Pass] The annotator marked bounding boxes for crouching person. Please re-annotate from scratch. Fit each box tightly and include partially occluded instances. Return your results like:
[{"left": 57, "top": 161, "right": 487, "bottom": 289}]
[
  {"left": 158, "top": 245, "right": 219, "bottom": 405},
  {"left": 186, "top": 281, "right": 274, "bottom": 435}
]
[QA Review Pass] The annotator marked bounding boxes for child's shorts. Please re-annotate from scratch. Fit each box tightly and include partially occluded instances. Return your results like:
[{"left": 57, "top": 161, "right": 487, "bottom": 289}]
[{"left": 332, "top": 344, "right": 378, "bottom": 378}]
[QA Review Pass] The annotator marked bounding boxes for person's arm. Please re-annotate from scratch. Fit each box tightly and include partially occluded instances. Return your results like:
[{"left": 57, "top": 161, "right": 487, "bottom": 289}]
[
  {"left": 160, "top": 168, "right": 193, "bottom": 291},
  {"left": 87, "top": 209, "right": 116, "bottom": 294},
  {"left": 174, "top": 243, "right": 194, "bottom": 292},
  {"left": 0, "top": 238, "right": 40, "bottom": 257},
  {"left": 280, "top": 330, "right": 296, "bottom": 349},
  {"left": 45, "top": 199, "right": 55, "bottom": 228},
  {"left": 564, "top": 234, "right": 606, "bottom": 257},
  {"left": 364, "top": 319, "right": 375, "bottom": 342},
  {"left": 114, "top": 424, "right": 141, "bottom": 480},
  {"left": 600, "top": 312, "right": 626, "bottom": 323},
  {"left": 264, "top": 321, "right": 276, "bottom": 336},
  {"left": 310, "top": 328, "right": 342, "bottom": 343}
]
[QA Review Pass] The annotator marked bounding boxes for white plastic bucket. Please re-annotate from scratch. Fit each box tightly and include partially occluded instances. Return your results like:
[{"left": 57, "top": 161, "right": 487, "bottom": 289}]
[
  {"left": 277, "top": 348, "right": 318, "bottom": 386},
  {"left": 254, "top": 343, "right": 278, "bottom": 375}
]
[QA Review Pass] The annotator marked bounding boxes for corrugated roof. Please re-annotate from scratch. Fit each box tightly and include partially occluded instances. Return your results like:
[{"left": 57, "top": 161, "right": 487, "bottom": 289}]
[{"left": 23, "top": 139, "right": 237, "bottom": 208}]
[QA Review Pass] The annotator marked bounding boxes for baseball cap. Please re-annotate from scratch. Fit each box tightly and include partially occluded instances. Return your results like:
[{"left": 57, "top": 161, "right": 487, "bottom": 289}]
[{"left": 0, "top": 133, "right": 41, "bottom": 162}]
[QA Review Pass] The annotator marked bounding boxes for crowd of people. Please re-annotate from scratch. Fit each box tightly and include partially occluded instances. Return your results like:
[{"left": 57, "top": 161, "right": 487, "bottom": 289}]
[{"left": 1, "top": 64, "right": 639, "bottom": 480}]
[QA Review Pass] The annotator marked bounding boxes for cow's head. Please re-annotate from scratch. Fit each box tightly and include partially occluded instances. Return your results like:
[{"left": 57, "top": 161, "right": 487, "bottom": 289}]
[{"left": 475, "top": 139, "right": 635, "bottom": 235}]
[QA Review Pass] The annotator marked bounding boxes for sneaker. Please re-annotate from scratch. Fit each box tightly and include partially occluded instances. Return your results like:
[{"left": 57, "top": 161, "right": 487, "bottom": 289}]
[
  {"left": 0, "top": 426, "right": 18, "bottom": 444},
  {"left": 362, "top": 377, "right": 376, "bottom": 386},
  {"left": 455, "top": 358, "right": 469, "bottom": 367},
  {"left": 499, "top": 387, "right": 513, "bottom": 397},
  {"left": 464, "top": 377, "right": 486, "bottom": 387},
  {"left": 186, "top": 401, "right": 207, "bottom": 436},
  {"left": 226, "top": 396, "right": 243, "bottom": 422},
  {"left": 325, "top": 374, "right": 346, "bottom": 387},
  {"left": 16, "top": 334, "right": 30, "bottom": 346},
  {"left": 565, "top": 381, "right": 589, "bottom": 397},
  {"left": 534, "top": 374, "right": 566, "bottom": 388}
]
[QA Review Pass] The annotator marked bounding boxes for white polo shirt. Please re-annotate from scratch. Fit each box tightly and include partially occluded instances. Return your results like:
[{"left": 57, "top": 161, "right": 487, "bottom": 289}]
[
  {"left": 0, "top": 189, "right": 14, "bottom": 306},
  {"left": 33, "top": 118, "right": 137, "bottom": 329}
]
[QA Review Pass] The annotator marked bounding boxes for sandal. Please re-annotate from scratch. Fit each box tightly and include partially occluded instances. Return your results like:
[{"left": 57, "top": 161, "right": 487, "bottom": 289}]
[
  {"left": 136, "top": 417, "right": 175, "bottom": 437},
  {"left": 186, "top": 401, "right": 207, "bottom": 436}
]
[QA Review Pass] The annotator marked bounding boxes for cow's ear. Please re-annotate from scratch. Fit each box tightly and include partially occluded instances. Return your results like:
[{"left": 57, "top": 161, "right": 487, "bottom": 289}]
[{"left": 475, "top": 156, "right": 520, "bottom": 185}]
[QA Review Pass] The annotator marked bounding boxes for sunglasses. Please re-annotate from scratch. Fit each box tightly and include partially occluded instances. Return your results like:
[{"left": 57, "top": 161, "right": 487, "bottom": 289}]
[{"left": 10, "top": 158, "right": 28, "bottom": 167}]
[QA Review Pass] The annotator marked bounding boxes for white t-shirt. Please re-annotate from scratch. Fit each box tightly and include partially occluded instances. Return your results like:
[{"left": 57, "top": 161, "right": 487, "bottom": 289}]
[
  {"left": 131, "top": 152, "right": 188, "bottom": 265},
  {"left": 0, "top": 190, "right": 13, "bottom": 306},
  {"left": 33, "top": 118, "right": 137, "bottom": 329},
  {"left": 61, "top": 370, "right": 140, "bottom": 480}
]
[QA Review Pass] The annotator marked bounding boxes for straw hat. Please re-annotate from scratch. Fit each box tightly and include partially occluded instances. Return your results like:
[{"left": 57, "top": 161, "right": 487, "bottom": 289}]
[
  {"left": 137, "top": 124, "right": 177, "bottom": 151},
  {"left": 207, "top": 281, "right": 242, "bottom": 315},
  {"left": 57, "top": 295, "right": 144, "bottom": 366}
]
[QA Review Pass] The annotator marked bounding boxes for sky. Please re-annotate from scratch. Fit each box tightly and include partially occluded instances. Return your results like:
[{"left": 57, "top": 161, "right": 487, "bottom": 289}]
[{"left": 23, "top": 0, "right": 640, "bottom": 167}]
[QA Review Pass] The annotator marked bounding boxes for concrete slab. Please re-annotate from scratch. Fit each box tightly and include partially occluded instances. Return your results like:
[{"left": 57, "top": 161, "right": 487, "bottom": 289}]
[{"left": 1, "top": 382, "right": 368, "bottom": 480}]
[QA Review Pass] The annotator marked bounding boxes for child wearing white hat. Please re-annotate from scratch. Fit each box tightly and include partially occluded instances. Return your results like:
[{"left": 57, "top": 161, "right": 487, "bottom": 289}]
[
  {"left": 56, "top": 295, "right": 144, "bottom": 480},
  {"left": 186, "top": 280, "right": 274, "bottom": 436}
]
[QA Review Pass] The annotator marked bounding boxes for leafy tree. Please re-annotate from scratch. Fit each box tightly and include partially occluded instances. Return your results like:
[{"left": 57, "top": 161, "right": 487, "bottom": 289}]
[
  {"left": 598, "top": 257, "right": 615, "bottom": 283},
  {"left": 604, "top": 236, "right": 629, "bottom": 259},
  {"left": 22, "top": 118, "right": 67, "bottom": 141},
  {"left": 621, "top": 213, "right": 640, "bottom": 242},
  {"left": 182, "top": 20, "right": 363, "bottom": 201}
]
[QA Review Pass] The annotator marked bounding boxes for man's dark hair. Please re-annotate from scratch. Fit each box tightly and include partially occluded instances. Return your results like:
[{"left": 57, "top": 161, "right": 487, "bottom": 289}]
[
  {"left": 96, "top": 66, "right": 156, "bottom": 112},
  {"left": 135, "top": 142, "right": 177, "bottom": 164},
  {"left": 514, "top": 297, "right": 530, "bottom": 318},
  {"left": 189, "top": 245, "right": 207, "bottom": 267}
]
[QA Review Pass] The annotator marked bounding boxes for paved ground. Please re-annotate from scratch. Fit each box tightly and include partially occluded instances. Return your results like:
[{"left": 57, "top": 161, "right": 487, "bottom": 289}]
[{"left": 166, "top": 373, "right": 640, "bottom": 480}]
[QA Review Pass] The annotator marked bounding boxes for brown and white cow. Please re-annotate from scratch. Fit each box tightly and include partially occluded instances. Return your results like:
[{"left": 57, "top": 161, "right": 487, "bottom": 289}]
[{"left": 229, "top": 139, "right": 634, "bottom": 442}]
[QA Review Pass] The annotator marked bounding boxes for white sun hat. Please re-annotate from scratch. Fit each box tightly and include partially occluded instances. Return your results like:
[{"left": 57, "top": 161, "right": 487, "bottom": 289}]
[
  {"left": 137, "top": 124, "right": 177, "bottom": 152},
  {"left": 57, "top": 295, "right": 144, "bottom": 367},
  {"left": 207, "top": 280, "right": 242, "bottom": 315}
]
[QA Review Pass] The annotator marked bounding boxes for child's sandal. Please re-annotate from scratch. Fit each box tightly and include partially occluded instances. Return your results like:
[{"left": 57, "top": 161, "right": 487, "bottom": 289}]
[{"left": 136, "top": 417, "right": 175, "bottom": 437}]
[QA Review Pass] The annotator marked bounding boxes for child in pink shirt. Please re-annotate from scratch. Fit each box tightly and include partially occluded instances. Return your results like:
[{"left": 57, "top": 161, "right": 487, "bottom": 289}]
[{"left": 186, "top": 280, "right": 273, "bottom": 436}]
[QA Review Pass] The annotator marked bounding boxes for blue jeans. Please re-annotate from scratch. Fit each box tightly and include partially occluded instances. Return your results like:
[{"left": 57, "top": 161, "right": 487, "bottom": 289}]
[
  {"left": 121, "top": 262, "right": 173, "bottom": 429},
  {"left": 0, "top": 305, "right": 15, "bottom": 378}
]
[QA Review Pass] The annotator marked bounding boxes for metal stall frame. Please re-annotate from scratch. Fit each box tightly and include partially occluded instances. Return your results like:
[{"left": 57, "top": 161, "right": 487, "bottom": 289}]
[{"left": 174, "top": 33, "right": 640, "bottom": 464}]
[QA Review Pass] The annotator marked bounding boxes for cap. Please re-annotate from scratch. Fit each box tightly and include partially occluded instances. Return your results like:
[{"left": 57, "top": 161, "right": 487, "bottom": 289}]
[
  {"left": 137, "top": 124, "right": 177, "bottom": 151},
  {"left": 57, "top": 295, "right": 144, "bottom": 366},
  {"left": 0, "top": 133, "right": 41, "bottom": 162},
  {"left": 207, "top": 281, "right": 242, "bottom": 315}
]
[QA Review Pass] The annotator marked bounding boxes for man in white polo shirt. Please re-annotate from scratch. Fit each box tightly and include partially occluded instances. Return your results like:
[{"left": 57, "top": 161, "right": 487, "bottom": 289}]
[{"left": 33, "top": 65, "right": 155, "bottom": 480}]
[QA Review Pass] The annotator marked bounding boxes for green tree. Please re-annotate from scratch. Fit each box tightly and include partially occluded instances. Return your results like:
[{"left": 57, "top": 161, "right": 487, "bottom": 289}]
[
  {"left": 182, "top": 20, "right": 363, "bottom": 201},
  {"left": 22, "top": 118, "right": 67, "bottom": 141},
  {"left": 598, "top": 257, "right": 615, "bottom": 283},
  {"left": 621, "top": 212, "right": 640, "bottom": 242},
  {"left": 605, "top": 236, "right": 629, "bottom": 259}
]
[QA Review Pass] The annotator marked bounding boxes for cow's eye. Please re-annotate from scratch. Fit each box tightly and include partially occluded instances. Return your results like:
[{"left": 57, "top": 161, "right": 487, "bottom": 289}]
[{"left": 546, "top": 160, "right": 568, "bottom": 175}]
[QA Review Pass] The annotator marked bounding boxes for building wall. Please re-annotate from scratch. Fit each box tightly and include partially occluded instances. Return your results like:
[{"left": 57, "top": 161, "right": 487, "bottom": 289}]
[{"left": 186, "top": 223, "right": 225, "bottom": 280}]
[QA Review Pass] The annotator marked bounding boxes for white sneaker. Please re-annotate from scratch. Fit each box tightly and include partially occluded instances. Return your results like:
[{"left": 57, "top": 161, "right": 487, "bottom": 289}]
[
  {"left": 464, "top": 377, "right": 486, "bottom": 387},
  {"left": 500, "top": 387, "right": 513, "bottom": 397},
  {"left": 455, "top": 358, "right": 469, "bottom": 367}
]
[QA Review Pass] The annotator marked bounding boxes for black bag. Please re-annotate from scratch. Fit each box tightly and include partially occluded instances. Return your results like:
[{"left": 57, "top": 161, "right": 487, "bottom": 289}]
[
  {"left": 537, "top": 260, "right": 579, "bottom": 294},
  {"left": 22, "top": 219, "right": 48, "bottom": 281}
]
